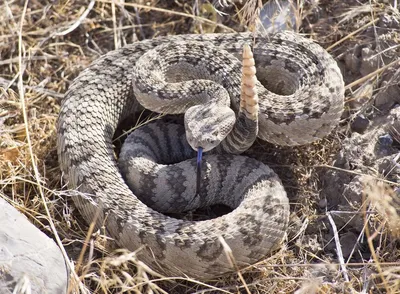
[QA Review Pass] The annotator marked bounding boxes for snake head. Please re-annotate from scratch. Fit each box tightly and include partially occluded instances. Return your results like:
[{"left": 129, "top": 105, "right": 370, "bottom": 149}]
[{"left": 184, "top": 103, "right": 235, "bottom": 152}]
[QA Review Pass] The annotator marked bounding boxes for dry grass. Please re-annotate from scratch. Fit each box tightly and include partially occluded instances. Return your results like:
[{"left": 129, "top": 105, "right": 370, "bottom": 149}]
[{"left": 1, "top": 0, "right": 399, "bottom": 293}]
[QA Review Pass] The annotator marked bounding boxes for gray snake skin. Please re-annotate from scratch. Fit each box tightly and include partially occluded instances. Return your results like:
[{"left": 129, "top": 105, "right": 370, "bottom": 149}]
[{"left": 57, "top": 31, "right": 344, "bottom": 279}]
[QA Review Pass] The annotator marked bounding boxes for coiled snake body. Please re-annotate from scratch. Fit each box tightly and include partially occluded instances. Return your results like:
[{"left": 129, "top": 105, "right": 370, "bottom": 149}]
[{"left": 57, "top": 31, "right": 344, "bottom": 279}]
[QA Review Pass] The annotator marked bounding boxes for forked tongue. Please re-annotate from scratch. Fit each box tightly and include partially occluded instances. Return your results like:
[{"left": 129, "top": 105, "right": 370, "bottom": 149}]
[{"left": 196, "top": 147, "right": 203, "bottom": 196}]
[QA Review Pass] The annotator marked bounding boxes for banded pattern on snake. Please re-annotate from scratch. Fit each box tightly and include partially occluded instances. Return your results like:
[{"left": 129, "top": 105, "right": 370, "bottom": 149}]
[{"left": 57, "top": 31, "right": 344, "bottom": 279}]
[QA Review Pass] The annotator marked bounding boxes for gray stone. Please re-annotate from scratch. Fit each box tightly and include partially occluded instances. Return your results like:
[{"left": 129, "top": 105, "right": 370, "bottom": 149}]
[
  {"left": 360, "top": 46, "right": 379, "bottom": 76},
  {"left": 351, "top": 114, "right": 369, "bottom": 134},
  {"left": 374, "top": 72, "right": 400, "bottom": 112},
  {"left": 324, "top": 176, "right": 365, "bottom": 231},
  {"left": 378, "top": 133, "right": 393, "bottom": 146},
  {"left": 344, "top": 52, "right": 360, "bottom": 74},
  {"left": 0, "top": 198, "right": 69, "bottom": 294},
  {"left": 318, "top": 198, "right": 327, "bottom": 209},
  {"left": 348, "top": 82, "right": 373, "bottom": 112},
  {"left": 339, "top": 232, "right": 360, "bottom": 259}
]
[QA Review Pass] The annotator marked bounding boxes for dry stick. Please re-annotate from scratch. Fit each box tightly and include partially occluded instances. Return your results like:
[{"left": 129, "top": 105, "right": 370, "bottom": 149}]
[
  {"left": 55, "top": 0, "right": 95, "bottom": 36},
  {"left": 133, "top": 6, "right": 145, "bottom": 40},
  {"left": 133, "top": 277, "right": 233, "bottom": 294},
  {"left": 113, "top": 111, "right": 165, "bottom": 142},
  {"left": 326, "top": 18, "right": 379, "bottom": 52},
  {"left": 345, "top": 58, "right": 400, "bottom": 90},
  {"left": 326, "top": 212, "right": 350, "bottom": 282},
  {"left": 0, "top": 77, "right": 63, "bottom": 100},
  {"left": 219, "top": 236, "right": 251, "bottom": 294},
  {"left": 362, "top": 187, "right": 390, "bottom": 293},
  {"left": 97, "top": 0, "right": 236, "bottom": 32},
  {"left": 0, "top": 55, "right": 60, "bottom": 66},
  {"left": 111, "top": 0, "right": 119, "bottom": 50},
  {"left": 69, "top": 207, "right": 101, "bottom": 294},
  {"left": 16, "top": 1, "right": 87, "bottom": 293},
  {"left": 318, "top": 164, "right": 400, "bottom": 187},
  {"left": 265, "top": 162, "right": 400, "bottom": 188}
]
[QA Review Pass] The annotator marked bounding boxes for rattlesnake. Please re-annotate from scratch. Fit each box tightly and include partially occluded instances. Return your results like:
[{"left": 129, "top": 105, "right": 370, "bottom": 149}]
[{"left": 57, "top": 31, "right": 344, "bottom": 279}]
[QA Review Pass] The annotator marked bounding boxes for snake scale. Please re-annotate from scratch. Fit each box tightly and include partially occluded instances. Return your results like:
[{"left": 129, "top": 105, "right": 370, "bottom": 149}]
[{"left": 57, "top": 31, "right": 344, "bottom": 279}]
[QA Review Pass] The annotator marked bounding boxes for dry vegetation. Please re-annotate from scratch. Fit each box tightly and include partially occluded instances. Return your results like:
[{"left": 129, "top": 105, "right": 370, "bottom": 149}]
[{"left": 0, "top": 0, "right": 399, "bottom": 293}]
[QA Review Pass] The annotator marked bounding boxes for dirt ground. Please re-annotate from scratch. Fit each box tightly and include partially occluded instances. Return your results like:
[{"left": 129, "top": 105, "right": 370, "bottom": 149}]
[{"left": 1, "top": 0, "right": 399, "bottom": 293}]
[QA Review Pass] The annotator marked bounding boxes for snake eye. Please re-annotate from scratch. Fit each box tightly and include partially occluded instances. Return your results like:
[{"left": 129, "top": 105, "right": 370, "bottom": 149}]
[{"left": 207, "top": 137, "right": 216, "bottom": 144}]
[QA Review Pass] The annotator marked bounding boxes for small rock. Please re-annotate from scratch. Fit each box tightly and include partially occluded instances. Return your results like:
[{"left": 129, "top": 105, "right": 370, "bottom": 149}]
[
  {"left": 0, "top": 198, "right": 69, "bottom": 294},
  {"left": 344, "top": 53, "right": 360, "bottom": 74},
  {"left": 287, "top": 213, "right": 303, "bottom": 240},
  {"left": 374, "top": 80, "right": 400, "bottom": 111},
  {"left": 318, "top": 198, "right": 328, "bottom": 209},
  {"left": 389, "top": 106, "right": 400, "bottom": 144},
  {"left": 351, "top": 114, "right": 369, "bottom": 133},
  {"left": 325, "top": 176, "right": 365, "bottom": 231},
  {"left": 320, "top": 169, "right": 352, "bottom": 208},
  {"left": 339, "top": 232, "right": 360, "bottom": 259},
  {"left": 333, "top": 150, "right": 350, "bottom": 169},
  {"left": 360, "top": 47, "right": 379, "bottom": 76},
  {"left": 342, "top": 176, "right": 365, "bottom": 206},
  {"left": 348, "top": 82, "right": 373, "bottom": 112},
  {"left": 378, "top": 133, "right": 393, "bottom": 146},
  {"left": 377, "top": 154, "right": 400, "bottom": 179},
  {"left": 377, "top": 157, "right": 394, "bottom": 175},
  {"left": 378, "top": 13, "right": 400, "bottom": 29},
  {"left": 296, "top": 234, "right": 322, "bottom": 253}
]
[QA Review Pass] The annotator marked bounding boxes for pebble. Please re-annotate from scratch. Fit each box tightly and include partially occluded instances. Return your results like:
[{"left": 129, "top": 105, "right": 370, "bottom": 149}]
[
  {"left": 344, "top": 53, "right": 360, "bottom": 74},
  {"left": 351, "top": 114, "right": 369, "bottom": 133},
  {"left": 339, "top": 232, "right": 360, "bottom": 259},
  {"left": 318, "top": 198, "right": 328, "bottom": 209},
  {"left": 360, "top": 47, "right": 379, "bottom": 76},
  {"left": 378, "top": 133, "right": 393, "bottom": 146},
  {"left": 348, "top": 83, "right": 373, "bottom": 112},
  {"left": 374, "top": 80, "right": 400, "bottom": 111}
]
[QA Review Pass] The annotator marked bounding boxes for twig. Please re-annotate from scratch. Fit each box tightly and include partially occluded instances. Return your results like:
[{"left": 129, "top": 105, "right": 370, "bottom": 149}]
[
  {"left": 133, "top": 276, "right": 233, "bottom": 294},
  {"left": 0, "top": 77, "right": 63, "bottom": 100},
  {"left": 55, "top": 0, "right": 95, "bottom": 36},
  {"left": 97, "top": 0, "right": 236, "bottom": 32},
  {"left": 111, "top": 0, "right": 119, "bottom": 50},
  {"left": 345, "top": 58, "right": 400, "bottom": 90},
  {"left": 72, "top": 208, "right": 100, "bottom": 283},
  {"left": 326, "top": 212, "right": 350, "bottom": 282},
  {"left": 0, "top": 55, "right": 60, "bottom": 66},
  {"left": 133, "top": 6, "right": 145, "bottom": 40},
  {"left": 326, "top": 18, "right": 379, "bottom": 51},
  {"left": 16, "top": 1, "right": 87, "bottom": 293},
  {"left": 219, "top": 236, "right": 251, "bottom": 294},
  {"left": 316, "top": 164, "right": 400, "bottom": 187},
  {"left": 362, "top": 184, "right": 390, "bottom": 293}
]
